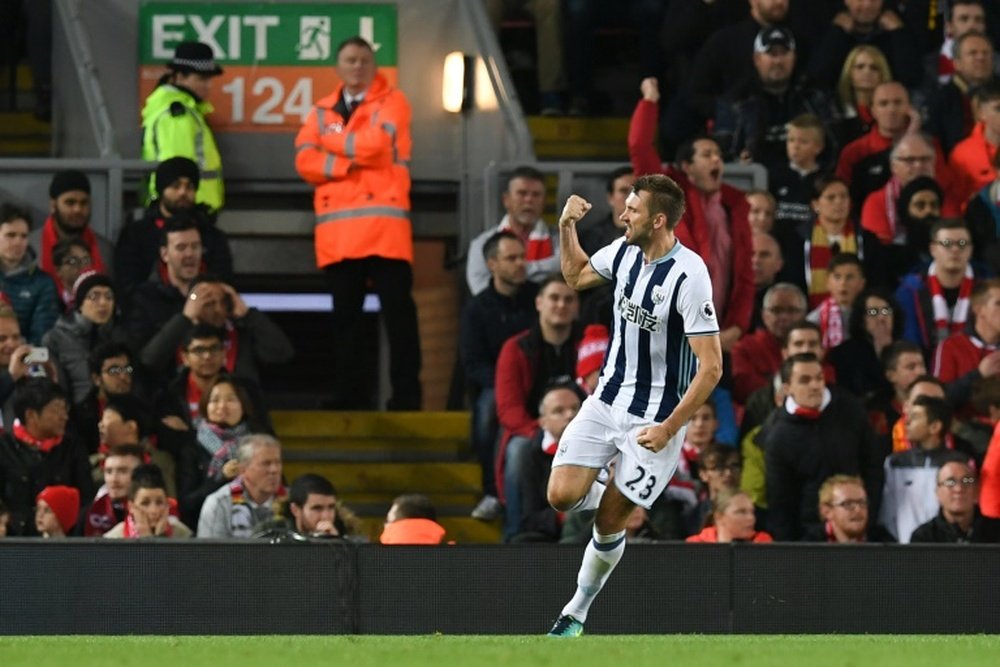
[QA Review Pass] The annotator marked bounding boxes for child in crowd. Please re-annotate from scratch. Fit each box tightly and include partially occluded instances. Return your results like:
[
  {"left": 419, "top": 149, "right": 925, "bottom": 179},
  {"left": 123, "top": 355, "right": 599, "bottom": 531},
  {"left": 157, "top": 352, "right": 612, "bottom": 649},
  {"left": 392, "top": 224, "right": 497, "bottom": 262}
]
[
  {"left": 746, "top": 190, "right": 777, "bottom": 234},
  {"left": 105, "top": 464, "right": 191, "bottom": 538},
  {"left": 35, "top": 485, "right": 80, "bottom": 538},
  {"left": 770, "top": 114, "right": 827, "bottom": 233},
  {"left": 808, "top": 254, "right": 866, "bottom": 349}
]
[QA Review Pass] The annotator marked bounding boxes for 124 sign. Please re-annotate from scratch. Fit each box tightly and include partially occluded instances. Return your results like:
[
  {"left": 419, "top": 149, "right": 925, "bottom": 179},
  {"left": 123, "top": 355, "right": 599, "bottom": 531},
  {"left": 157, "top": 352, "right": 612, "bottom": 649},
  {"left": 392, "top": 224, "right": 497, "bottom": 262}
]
[{"left": 221, "top": 75, "right": 312, "bottom": 126}]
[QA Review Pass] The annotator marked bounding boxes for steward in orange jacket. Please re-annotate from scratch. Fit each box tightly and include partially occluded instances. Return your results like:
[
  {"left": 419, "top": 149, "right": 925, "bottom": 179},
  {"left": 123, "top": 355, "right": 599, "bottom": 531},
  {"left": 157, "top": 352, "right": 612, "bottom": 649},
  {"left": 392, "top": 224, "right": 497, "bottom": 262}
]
[
  {"left": 294, "top": 72, "right": 413, "bottom": 267},
  {"left": 293, "top": 37, "right": 421, "bottom": 410}
]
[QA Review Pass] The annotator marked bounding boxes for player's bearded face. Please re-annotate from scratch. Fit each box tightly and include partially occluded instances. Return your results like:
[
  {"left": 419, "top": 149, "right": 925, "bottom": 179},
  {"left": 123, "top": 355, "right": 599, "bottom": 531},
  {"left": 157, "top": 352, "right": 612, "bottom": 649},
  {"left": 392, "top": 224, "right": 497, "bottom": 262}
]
[{"left": 621, "top": 192, "right": 652, "bottom": 245}]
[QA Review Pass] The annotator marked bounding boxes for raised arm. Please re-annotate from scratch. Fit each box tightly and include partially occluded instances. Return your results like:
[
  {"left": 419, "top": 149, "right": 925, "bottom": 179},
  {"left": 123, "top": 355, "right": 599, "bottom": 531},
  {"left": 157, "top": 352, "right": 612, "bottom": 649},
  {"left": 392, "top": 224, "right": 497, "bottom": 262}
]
[{"left": 559, "top": 194, "right": 607, "bottom": 291}]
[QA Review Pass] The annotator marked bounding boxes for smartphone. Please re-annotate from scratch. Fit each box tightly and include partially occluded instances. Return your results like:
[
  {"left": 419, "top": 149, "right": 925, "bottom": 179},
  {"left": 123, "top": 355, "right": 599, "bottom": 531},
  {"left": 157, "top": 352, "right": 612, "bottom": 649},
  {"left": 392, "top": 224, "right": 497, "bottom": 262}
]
[{"left": 24, "top": 347, "right": 49, "bottom": 364}]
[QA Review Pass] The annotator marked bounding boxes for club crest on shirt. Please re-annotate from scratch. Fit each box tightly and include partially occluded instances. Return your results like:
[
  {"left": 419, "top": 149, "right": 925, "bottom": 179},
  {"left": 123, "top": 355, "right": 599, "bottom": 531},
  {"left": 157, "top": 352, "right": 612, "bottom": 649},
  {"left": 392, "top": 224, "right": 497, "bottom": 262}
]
[
  {"left": 700, "top": 300, "right": 716, "bottom": 321},
  {"left": 618, "top": 294, "right": 660, "bottom": 332},
  {"left": 651, "top": 285, "right": 667, "bottom": 305}
]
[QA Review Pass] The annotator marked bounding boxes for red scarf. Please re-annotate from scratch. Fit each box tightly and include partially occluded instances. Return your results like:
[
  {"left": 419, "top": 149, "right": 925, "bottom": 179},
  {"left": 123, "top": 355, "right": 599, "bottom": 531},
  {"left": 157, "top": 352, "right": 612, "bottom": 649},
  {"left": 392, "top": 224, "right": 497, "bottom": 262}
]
[
  {"left": 84, "top": 489, "right": 127, "bottom": 536},
  {"left": 540, "top": 430, "right": 558, "bottom": 456},
  {"left": 818, "top": 297, "right": 846, "bottom": 349},
  {"left": 230, "top": 477, "right": 288, "bottom": 519},
  {"left": 857, "top": 104, "right": 873, "bottom": 126},
  {"left": 187, "top": 374, "right": 204, "bottom": 422},
  {"left": 926, "top": 261, "right": 974, "bottom": 344},
  {"left": 807, "top": 220, "right": 858, "bottom": 307},
  {"left": 123, "top": 512, "right": 174, "bottom": 538},
  {"left": 12, "top": 419, "right": 63, "bottom": 453},
  {"left": 40, "top": 216, "right": 107, "bottom": 293},
  {"left": 499, "top": 217, "right": 553, "bottom": 262},
  {"left": 883, "top": 178, "right": 903, "bottom": 242}
]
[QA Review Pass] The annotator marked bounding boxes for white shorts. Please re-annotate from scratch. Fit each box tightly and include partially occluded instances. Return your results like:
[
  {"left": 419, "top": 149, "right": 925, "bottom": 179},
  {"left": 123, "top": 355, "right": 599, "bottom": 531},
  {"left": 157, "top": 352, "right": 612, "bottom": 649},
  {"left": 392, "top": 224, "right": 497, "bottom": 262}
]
[{"left": 552, "top": 395, "right": 687, "bottom": 510}]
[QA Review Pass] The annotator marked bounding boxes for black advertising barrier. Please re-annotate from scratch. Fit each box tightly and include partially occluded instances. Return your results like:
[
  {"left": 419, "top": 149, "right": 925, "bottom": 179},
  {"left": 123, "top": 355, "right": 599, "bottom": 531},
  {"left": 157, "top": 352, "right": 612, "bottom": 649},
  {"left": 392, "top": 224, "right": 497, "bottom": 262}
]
[{"left": 1, "top": 541, "right": 998, "bottom": 635}]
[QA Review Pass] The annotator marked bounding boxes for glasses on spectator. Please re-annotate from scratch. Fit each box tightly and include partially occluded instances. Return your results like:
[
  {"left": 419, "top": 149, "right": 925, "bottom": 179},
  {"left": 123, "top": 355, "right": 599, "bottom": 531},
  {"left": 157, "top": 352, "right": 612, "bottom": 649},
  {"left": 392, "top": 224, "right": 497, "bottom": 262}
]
[
  {"left": 84, "top": 290, "right": 114, "bottom": 302},
  {"left": 103, "top": 365, "right": 133, "bottom": 376},
  {"left": 186, "top": 344, "right": 223, "bottom": 356},
  {"left": 893, "top": 155, "right": 934, "bottom": 165},
  {"left": 61, "top": 255, "right": 92, "bottom": 267},
  {"left": 938, "top": 476, "right": 976, "bottom": 488},
  {"left": 766, "top": 306, "right": 804, "bottom": 316},
  {"left": 865, "top": 307, "right": 893, "bottom": 317},
  {"left": 830, "top": 499, "right": 868, "bottom": 510},
  {"left": 933, "top": 238, "right": 971, "bottom": 250}
]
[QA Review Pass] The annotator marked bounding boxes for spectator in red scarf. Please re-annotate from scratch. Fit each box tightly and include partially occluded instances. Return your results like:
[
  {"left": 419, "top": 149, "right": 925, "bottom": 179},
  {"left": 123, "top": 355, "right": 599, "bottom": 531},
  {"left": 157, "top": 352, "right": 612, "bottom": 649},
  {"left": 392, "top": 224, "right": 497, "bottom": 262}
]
[
  {"left": 806, "top": 254, "right": 867, "bottom": 350},
  {"left": 466, "top": 166, "right": 560, "bottom": 296},
  {"left": 31, "top": 170, "right": 114, "bottom": 293},
  {"left": 105, "top": 463, "right": 191, "bottom": 538},
  {"left": 761, "top": 353, "right": 884, "bottom": 540},
  {"left": 0, "top": 378, "right": 92, "bottom": 535},
  {"left": 81, "top": 443, "right": 144, "bottom": 536},
  {"left": 895, "top": 219, "right": 985, "bottom": 356}
]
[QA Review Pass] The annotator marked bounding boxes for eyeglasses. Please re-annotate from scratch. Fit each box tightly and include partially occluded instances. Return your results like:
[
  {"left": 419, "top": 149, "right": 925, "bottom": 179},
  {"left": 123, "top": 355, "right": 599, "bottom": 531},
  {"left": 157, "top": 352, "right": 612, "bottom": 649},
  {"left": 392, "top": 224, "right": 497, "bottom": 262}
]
[
  {"left": 186, "top": 344, "right": 223, "bottom": 356},
  {"left": 766, "top": 306, "right": 804, "bottom": 316},
  {"left": 933, "top": 238, "right": 971, "bottom": 250},
  {"left": 893, "top": 155, "right": 934, "bottom": 165},
  {"left": 61, "top": 256, "right": 92, "bottom": 267},
  {"left": 103, "top": 365, "right": 133, "bottom": 376},
  {"left": 938, "top": 476, "right": 976, "bottom": 488},
  {"left": 84, "top": 290, "right": 114, "bottom": 302},
  {"left": 865, "top": 307, "right": 893, "bottom": 317},
  {"left": 830, "top": 499, "right": 868, "bottom": 510}
]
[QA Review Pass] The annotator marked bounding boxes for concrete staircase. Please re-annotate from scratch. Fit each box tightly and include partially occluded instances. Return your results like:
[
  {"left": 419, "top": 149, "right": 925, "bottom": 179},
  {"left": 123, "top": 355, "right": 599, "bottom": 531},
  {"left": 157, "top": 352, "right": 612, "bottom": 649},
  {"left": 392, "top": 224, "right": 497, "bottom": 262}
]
[
  {"left": 0, "top": 64, "right": 50, "bottom": 156},
  {"left": 272, "top": 410, "right": 501, "bottom": 544}
]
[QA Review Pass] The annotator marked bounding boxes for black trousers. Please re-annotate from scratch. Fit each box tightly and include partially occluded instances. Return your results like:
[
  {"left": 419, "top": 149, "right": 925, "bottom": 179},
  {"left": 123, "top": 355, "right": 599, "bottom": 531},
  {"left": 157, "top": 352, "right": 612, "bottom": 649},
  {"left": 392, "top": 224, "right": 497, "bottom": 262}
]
[{"left": 324, "top": 257, "right": 422, "bottom": 410}]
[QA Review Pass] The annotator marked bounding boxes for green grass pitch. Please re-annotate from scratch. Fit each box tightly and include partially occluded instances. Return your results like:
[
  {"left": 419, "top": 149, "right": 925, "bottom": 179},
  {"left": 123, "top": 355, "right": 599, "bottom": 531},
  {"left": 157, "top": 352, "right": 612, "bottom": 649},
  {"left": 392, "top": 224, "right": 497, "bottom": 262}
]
[{"left": 1, "top": 635, "right": 998, "bottom": 667}]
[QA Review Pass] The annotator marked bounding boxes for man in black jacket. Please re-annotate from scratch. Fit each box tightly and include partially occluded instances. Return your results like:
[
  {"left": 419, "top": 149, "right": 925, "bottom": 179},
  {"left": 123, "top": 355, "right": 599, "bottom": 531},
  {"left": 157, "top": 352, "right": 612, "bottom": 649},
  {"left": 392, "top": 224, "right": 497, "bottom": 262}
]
[
  {"left": 459, "top": 231, "right": 537, "bottom": 521},
  {"left": 910, "top": 461, "right": 1000, "bottom": 543},
  {"left": 0, "top": 377, "right": 92, "bottom": 535},
  {"left": 114, "top": 157, "right": 233, "bottom": 299},
  {"left": 762, "top": 352, "right": 885, "bottom": 540}
]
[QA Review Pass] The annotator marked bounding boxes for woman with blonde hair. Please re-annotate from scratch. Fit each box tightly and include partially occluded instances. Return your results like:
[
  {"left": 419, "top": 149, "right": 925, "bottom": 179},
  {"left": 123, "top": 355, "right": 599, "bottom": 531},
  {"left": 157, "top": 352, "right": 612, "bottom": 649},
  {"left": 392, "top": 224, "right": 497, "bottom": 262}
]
[
  {"left": 833, "top": 45, "right": 893, "bottom": 147},
  {"left": 686, "top": 489, "right": 773, "bottom": 543}
]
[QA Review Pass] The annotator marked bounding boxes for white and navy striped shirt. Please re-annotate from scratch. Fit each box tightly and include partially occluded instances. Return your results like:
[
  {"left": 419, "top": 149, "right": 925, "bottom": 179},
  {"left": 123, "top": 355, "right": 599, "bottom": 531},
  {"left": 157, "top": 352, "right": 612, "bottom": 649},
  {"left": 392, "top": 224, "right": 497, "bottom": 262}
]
[{"left": 590, "top": 237, "right": 719, "bottom": 422}]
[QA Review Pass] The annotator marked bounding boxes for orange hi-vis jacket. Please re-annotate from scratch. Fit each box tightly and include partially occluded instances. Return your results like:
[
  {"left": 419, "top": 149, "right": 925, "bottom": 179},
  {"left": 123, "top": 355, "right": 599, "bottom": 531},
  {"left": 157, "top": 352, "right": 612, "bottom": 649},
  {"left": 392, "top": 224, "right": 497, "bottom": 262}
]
[{"left": 294, "top": 73, "right": 413, "bottom": 267}]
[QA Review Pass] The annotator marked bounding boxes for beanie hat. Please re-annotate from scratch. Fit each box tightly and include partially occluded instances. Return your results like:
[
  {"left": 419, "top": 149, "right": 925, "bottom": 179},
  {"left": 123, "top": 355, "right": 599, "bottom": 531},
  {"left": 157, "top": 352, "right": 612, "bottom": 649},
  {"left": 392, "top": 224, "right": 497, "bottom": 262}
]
[
  {"left": 155, "top": 157, "right": 201, "bottom": 198},
  {"left": 37, "top": 485, "right": 81, "bottom": 534},
  {"left": 576, "top": 324, "right": 610, "bottom": 382},
  {"left": 49, "top": 170, "right": 91, "bottom": 199},
  {"left": 72, "top": 270, "right": 114, "bottom": 311}
]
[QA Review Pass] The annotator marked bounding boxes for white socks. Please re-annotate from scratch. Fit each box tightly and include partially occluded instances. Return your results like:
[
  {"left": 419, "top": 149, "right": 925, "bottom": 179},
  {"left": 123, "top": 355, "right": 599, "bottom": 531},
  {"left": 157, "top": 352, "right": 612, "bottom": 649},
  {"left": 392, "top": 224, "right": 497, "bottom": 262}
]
[
  {"left": 560, "top": 527, "right": 626, "bottom": 623},
  {"left": 568, "top": 479, "right": 606, "bottom": 512}
]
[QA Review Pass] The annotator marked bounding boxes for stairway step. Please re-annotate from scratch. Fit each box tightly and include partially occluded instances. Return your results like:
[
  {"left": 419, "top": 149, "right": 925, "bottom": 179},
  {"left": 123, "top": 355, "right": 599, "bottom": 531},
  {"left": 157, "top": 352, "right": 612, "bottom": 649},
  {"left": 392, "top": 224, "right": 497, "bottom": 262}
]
[
  {"left": 282, "top": 461, "right": 482, "bottom": 494},
  {"left": 356, "top": 516, "right": 501, "bottom": 544},
  {"left": 272, "top": 410, "right": 470, "bottom": 439},
  {"left": 528, "top": 116, "right": 629, "bottom": 160},
  {"left": 283, "top": 441, "right": 467, "bottom": 463}
]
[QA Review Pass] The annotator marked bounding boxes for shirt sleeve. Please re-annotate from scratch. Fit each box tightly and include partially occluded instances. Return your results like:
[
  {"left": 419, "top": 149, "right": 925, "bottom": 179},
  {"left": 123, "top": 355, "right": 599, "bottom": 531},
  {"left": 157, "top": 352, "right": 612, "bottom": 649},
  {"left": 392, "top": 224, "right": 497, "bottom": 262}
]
[
  {"left": 588, "top": 237, "right": 626, "bottom": 281},
  {"left": 677, "top": 263, "right": 719, "bottom": 337}
]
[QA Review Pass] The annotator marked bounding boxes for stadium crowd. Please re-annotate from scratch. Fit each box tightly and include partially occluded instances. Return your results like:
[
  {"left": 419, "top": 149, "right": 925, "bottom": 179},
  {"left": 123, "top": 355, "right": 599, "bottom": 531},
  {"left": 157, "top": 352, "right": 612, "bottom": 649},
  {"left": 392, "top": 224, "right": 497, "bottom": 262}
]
[{"left": 5, "top": 1, "right": 1000, "bottom": 548}]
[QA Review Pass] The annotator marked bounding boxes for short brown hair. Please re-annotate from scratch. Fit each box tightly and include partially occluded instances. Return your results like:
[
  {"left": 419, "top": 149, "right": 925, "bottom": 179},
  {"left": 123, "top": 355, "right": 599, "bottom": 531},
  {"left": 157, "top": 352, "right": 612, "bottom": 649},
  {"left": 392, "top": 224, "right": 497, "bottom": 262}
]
[{"left": 632, "top": 174, "right": 686, "bottom": 230}]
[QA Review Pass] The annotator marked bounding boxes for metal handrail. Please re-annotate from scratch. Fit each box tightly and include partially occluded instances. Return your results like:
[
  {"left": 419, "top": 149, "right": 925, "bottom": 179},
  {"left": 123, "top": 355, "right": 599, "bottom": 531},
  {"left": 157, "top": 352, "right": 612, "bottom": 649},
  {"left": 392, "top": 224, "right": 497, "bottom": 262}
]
[{"left": 54, "top": 0, "right": 118, "bottom": 156}]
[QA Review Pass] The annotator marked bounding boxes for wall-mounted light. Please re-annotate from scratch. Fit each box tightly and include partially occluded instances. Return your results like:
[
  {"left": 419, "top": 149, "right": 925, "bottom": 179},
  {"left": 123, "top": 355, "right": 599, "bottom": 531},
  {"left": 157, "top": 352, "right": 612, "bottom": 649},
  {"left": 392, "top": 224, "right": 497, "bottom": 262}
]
[{"left": 442, "top": 51, "right": 474, "bottom": 113}]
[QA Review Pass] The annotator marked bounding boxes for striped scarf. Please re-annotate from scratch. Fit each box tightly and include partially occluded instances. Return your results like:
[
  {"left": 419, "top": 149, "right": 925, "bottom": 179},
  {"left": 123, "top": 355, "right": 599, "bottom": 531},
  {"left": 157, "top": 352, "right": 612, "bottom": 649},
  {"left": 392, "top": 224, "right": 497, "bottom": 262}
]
[
  {"left": 818, "top": 297, "right": 846, "bottom": 349},
  {"left": 498, "top": 216, "right": 553, "bottom": 262},
  {"left": 926, "top": 261, "right": 973, "bottom": 344},
  {"left": 807, "top": 222, "right": 858, "bottom": 307}
]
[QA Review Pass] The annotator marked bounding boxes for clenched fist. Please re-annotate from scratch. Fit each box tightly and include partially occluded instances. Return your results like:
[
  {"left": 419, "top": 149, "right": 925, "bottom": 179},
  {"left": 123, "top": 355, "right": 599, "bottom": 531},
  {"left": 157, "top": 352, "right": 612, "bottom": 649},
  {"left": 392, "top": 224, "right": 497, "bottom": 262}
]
[{"left": 560, "top": 194, "right": 592, "bottom": 228}]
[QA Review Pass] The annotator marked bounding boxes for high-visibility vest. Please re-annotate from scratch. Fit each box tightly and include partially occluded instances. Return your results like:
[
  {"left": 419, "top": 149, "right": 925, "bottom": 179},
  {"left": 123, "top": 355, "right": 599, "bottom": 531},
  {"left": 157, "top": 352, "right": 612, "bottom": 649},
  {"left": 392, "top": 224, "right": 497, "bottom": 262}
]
[{"left": 141, "top": 84, "right": 224, "bottom": 212}]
